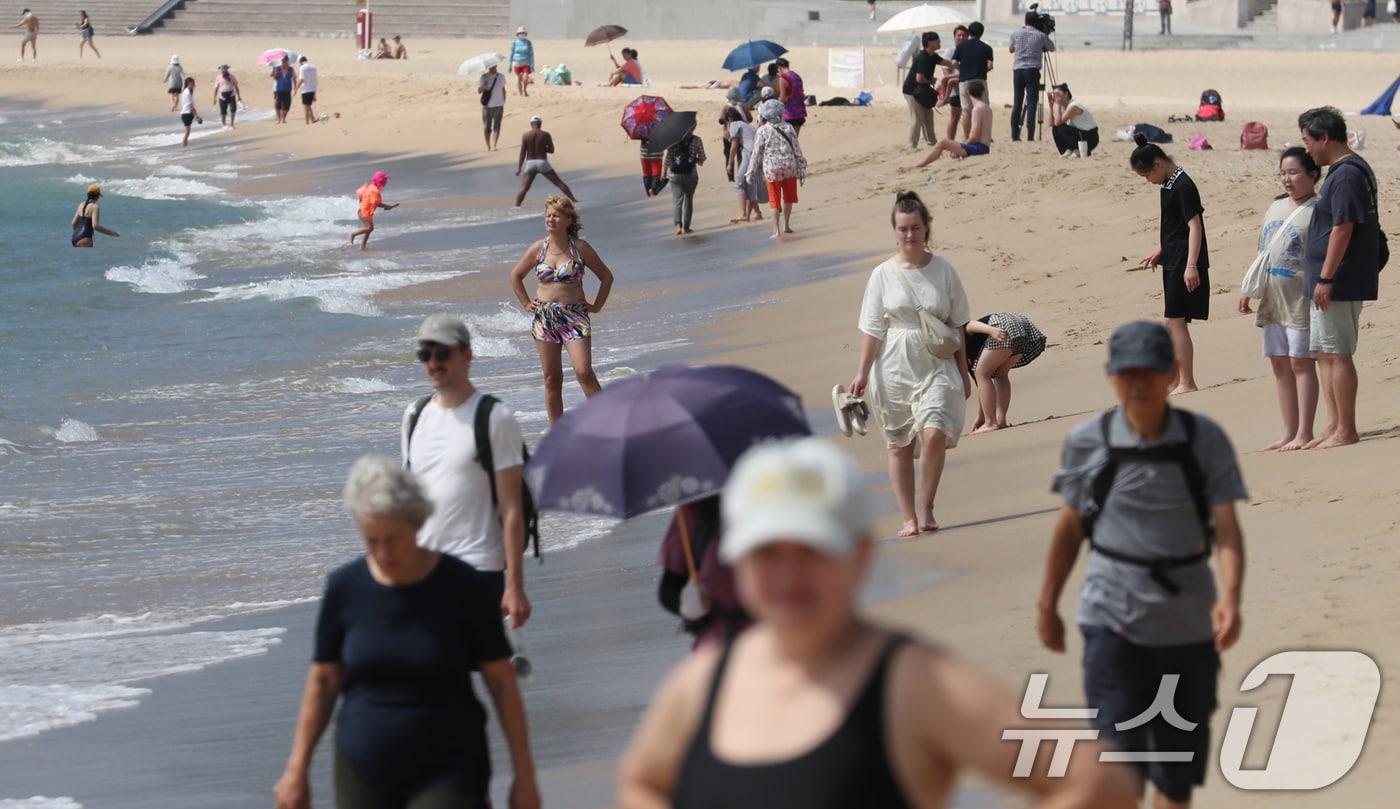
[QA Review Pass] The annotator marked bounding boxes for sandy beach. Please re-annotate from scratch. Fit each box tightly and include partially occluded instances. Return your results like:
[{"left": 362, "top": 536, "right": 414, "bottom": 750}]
[{"left": 2, "top": 32, "right": 1398, "bottom": 808}]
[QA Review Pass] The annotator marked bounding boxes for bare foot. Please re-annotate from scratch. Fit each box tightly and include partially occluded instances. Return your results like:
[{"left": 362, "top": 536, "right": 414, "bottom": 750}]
[
  {"left": 1260, "top": 437, "right": 1290, "bottom": 451},
  {"left": 1303, "top": 431, "right": 1334, "bottom": 450},
  {"left": 898, "top": 520, "right": 920, "bottom": 538},
  {"left": 1170, "top": 384, "right": 1199, "bottom": 395},
  {"left": 1279, "top": 436, "right": 1312, "bottom": 452},
  {"left": 675, "top": 225, "right": 683, "bottom": 236},
  {"left": 729, "top": 218, "right": 746, "bottom": 224},
  {"left": 1313, "top": 431, "right": 1359, "bottom": 449},
  {"left": 784, "top": 227, "right": 794, "bottom": 234},
  {"left": 919, "top": 519, "right": 939, "bottom": 532},
  {"left": 972, "top": 423, "right": 1001, "bottom": 434}
]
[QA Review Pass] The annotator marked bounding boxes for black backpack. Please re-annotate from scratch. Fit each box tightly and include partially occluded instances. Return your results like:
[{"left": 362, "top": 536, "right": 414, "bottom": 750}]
[
  {"left": 1078, "top": 408, "right": 1211, "bottom": 595},
  {"left": 668, "top": 135, "right": 696, "bottom": 174},
  {"left": 405, "top": 394, "right": 543, "bottom": 561}
]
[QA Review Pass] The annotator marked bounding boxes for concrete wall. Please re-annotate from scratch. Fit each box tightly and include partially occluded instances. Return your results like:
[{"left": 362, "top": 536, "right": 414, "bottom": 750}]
[
  {"left": 508, "top": 0, "right": 811, "bottom": 40},
  {"left": 1277, "top": 0, "right": 1365, "bottom": 31},
  {"left": 1175, "top": 0, "right": 1271, "bottom": 28}
]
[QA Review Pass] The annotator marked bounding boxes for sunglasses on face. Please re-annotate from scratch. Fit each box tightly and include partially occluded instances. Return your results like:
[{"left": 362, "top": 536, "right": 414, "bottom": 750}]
[{"left": 417, "top": 346, "right": 453, "bottom": 363}]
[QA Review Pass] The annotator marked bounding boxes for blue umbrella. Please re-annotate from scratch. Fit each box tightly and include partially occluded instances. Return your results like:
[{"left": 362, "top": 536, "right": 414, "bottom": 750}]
[
  {"left": 526, "top": 365, "right": 811, "bottom": 520},
  {"left": 722, "top": 39, "right": 787, "bottom": 72}
]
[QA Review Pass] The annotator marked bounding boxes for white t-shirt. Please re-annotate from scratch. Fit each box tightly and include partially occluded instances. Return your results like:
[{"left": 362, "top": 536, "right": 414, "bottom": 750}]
[
  {"left": 179, "top": 88, "right": 194, "bottom": 115},
  {"left": 298, "top": 63, "right": 318, "bottom": 93},
  {"left": 1067, "top": 100, "right": 1097, "bottom": 131},
  {"left": 402, "top": 392, "right": 525, "bottom": 571},
  {"left": 478, "top": 71, "right": 507, "bottom": 108}
]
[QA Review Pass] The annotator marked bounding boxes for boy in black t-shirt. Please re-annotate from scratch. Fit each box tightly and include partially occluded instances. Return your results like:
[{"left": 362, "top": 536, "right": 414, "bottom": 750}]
[
  {"left": 1130, "top": 135, "right": 1211, "bottom": 395},
  {"left": 901, "top": 32, "right": 944, "bottom": 149},
  {"left": 950, "top": 21, "right": 994, "bottom": 109}
]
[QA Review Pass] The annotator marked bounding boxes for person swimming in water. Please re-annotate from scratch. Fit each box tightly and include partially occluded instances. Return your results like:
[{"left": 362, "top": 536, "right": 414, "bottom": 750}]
[
  {"left": 71, "top": 184, "right": 118, "bottom": 247},
  {"left": 349, "top": 171, "right": 398, "bottom": 251}
]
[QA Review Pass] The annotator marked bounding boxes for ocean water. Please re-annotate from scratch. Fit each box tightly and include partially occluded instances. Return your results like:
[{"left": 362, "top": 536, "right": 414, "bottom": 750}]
[{"left": 0, "top": 100, "right": 725, "bottom": 773}]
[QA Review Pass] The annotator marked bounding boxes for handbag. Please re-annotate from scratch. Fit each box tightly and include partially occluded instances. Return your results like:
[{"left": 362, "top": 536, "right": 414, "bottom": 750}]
[
  {"left": 1241, "top": 200, "right": 1312, "bottom": 298},
  {"left": 912, "top": 83, "right": 937, "bottom": 109},
  {"left": 888, "top": 261, "right": 962, "bottom": 359},
  {"left": 480, "top": 74, "right": 498, "bottom": 107}
]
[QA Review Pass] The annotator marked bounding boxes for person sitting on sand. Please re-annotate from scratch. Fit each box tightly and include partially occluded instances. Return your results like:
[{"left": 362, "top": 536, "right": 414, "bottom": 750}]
[
  {"left": 515, "top": 115, "right": 577, "bottom": 207},
  {"left": 965, "top": 313, "right": 1047, "bottom": 433},
  {"left": 745, "top": 99, "right": 806, "bottom": 240},
  {"left": 349, "top": 171, "right": 397, "bottom": 251},
  {"left": 392, "top": 35, "right": 408, "bottom": 59},
  {"left": 849, "top": 191, "right": 971, "bottom": 536},
  {"left": 900, "top": 79, "right": 991, "bottom": 171},
  {"left": 70, "top": 184, "right": 117, "bottom": 248},
  {"left": 272, "top": 456, "right": 541, "bottom": 809},
  {"left": 374, "top": 37, "right": 393, "bottom": 59},
  {"left": 1237, "top": 147, "right": 1319, "bottom": 451},
  {"left": 608, "top": 48, "right": 643, "bottom": 86},
  {"left": 619, "top": 438, "right": 1137, "bottom": 809}
]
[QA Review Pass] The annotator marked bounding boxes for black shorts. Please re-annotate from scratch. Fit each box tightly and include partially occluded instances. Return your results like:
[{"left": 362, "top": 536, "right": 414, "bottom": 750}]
[
  {"left": 219, "top": 92, "right": 236, "bottom": 115},
  {"left": 302, "top": 91, "right": 316, "bottom": 106},
  {"left": 274, "top": 91, "right": 292, "bottom": 111},
  {"left": 181, "top": 112, "right": 195, "bottom": 127},
  {"left": 1331, "top": 1, "right": 1341, "bottom": 9},
  {"left": 1082, "top": 626, "right": 1219, "bottom": 803},
  {"left": 787, "top": 117, "right": 806, "bottom": 129},
  {"left": 1162, "top": 267, "right": 1210, "bottom": 321}
]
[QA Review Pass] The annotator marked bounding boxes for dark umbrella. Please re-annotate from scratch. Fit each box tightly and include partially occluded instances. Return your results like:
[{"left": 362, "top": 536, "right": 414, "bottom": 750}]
[
  {"left": 643, "top": 110, "right": 698, "bottom": 153},
  {"left": 722, "top": 39, "right": 787, "bottom": 72},
  {"left": 585, "top": 23, "right": 628, "bottom": 54},
  {"left": 525, "top": 365, "right": 811, "bottom": 521}
]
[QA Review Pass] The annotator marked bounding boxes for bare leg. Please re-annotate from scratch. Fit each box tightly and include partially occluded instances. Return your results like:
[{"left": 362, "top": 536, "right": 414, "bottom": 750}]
[
  {"left": 1281, "top": 356, "right": 1318, "bottom": 451},
  {"left": 90, "top": 41, "right": 100, "bottom": 58},
  {"left": 993, "top": 355, "right": 1019, "bottom": 426},
  {"left": 888, "top": 443, "right": 920, "bottom": 537},
  {"left": 945, "top": 107, "right": 961, "bottom": 141},
  {"left": 515, "top": 173, "right": 538, "bottom": 207},
  {"left": 564, "top": 337, "right": 603, "bottom": 399},
  {"left": 732, "top": 191, "right": 748, "bottom": 223},
  {"left": 483, "top": 128, "right": 492, "bottom": 150},
  {"left": 1163, "top": 317, "right": 1198, "bottom": 393},
  {"left": 1307, "top": 352, "right": 1337, "bottom": 448},
  {"left": 971, "top": 347, "right": 1011, "bottom": 433},
  {"left": 182, "top": 125, "right": 191, "bottom": 148},
  {"left": 535, "top": 340, "right": 566, "bottom": 424},
  {"left": 1314, "top": 353, "right": 1359, "bottom": 447},
  {"left": 770, "top": 204, "right": 783, "bottom": 239},
  {"left": 782, "top": 202, "right": 793, "bottom": 234},
  {"left": 916, "top": 428, "right": 948, "bottom": 532},
  {"left": 542, "top": 170, "right": 577, "bottom": 201},
  {"left": 1262, "top": 356, "right": 1298, "bottom": 451}
]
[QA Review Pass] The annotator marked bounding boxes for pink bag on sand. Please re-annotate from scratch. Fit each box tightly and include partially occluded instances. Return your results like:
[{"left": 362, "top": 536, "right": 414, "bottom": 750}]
[{"left": 1188, "top": 134, "right": 1212, "bottom": 151}]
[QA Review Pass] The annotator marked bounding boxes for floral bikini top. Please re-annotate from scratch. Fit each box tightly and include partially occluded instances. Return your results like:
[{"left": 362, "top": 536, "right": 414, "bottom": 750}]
[{"left": 535, "top": 238, "right": 585, "bottom": 284}]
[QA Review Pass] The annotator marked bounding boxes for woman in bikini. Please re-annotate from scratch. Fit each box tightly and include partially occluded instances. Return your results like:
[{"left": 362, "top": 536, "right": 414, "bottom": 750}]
[
  {"left": 509, "top": 196, "right": 614, "bottom": 424},
  {"left": 71, "top": 184, "right": 118, "bottom": 248}
]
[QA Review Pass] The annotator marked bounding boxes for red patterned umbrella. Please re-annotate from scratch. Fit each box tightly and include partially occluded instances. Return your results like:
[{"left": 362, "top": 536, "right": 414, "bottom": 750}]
[{"left": 620, "top": 95, "right": 673, "bottom": 141}]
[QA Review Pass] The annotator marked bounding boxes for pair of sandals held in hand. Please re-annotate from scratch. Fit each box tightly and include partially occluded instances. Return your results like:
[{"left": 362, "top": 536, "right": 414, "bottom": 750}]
[{"left": 831, "top": 384, "right": 870, "bottom": 438}]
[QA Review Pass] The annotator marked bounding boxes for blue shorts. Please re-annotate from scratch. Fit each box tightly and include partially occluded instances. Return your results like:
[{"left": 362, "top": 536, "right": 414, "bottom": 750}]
[{"left": 960, "top": 142, "right": 990, "bottom": 157}]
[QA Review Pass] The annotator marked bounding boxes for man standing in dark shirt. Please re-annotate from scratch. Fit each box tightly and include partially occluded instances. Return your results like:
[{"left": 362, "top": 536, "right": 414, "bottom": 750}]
[
  {"left": 1008, "top": 13, "right": 1054, "bottom": 141},
  {"left": 901, "top": 32, "right": 943, "bottom": 149},
  {"left": 1299, "top": 106, "right": 1384, "bottom": 449},
  {"left": 950, "top": 21, "right": 994, "bottom": 110}
]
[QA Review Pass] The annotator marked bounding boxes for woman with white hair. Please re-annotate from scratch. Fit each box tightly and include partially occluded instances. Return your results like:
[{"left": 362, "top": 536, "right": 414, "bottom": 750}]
[
  {"left": 745, "top": 98, "right": 807, "bottom": 240},
  {"left": 274, "top": 456, "right": 541, "bottom": 809},
  {"left": 618, "top": 439, "right": 1136, "bottom": 808}
]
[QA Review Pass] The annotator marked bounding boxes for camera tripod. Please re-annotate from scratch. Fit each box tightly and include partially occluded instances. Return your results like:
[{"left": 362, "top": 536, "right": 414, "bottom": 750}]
[{"left": 1032, "top": 39, "right": 1059, "bottom": 142}]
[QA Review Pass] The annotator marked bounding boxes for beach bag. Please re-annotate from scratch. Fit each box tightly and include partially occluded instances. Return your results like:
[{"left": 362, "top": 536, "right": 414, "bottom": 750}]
[
  {"left": 855, "top": 91, "right": 874, "bottom": 106},
  {"left": 911, "top": 83, "right": 938, "bottom": 109},
  {"left": 1240, "top": 121, "right": 1269, "bottom": 150},
  {"left": 1188, "top": 134, "right": 1212, "bottom": 151},
  {"left": 1241, "top": 200, "right": 1313, "bottom": 298},
  {"left": 1132, "top": 123, "right": 1173, "bottom": 144},
  {"left": 1196, "top": 89, "right": 1224, "bottom": 121},
  {"left": 1347, "top": 160, "right": 1389, "bottom": 272},
  {"left": 668, "top": 135, "right": 697, "bottom": 174},
  {"left": 480, "top": 73, "right": 499, "bottom": 106},
  {"left": 405, "top": 394, "right": 543, "bottom": 561},
  {"left": 888, "top": 263, "right": 961, "bottom": 359}
]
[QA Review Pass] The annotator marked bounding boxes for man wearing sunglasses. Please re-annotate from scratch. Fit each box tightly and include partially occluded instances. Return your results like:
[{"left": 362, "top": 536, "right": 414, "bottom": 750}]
[{"left": 402, "top": 314, "right": 532, "bottom": 628}]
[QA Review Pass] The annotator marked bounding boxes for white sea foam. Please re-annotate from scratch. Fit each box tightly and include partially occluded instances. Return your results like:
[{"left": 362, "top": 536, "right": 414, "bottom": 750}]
[
  {"left": 156, "top": 164, "right": 238, "bottom": 180},
  {"left": 540, "top": 514, "right": 617, "bottom": 553},
  {"left": 465, "top": 302, "right": 533, "bottom": 335},
  {"left": 65, "top": 173, "right": 97, "bottom": 185},
  {"left": 101, "top": 176, "right": 225, "bottom": 201},
  {"left": 51, "top": 419, "right": 99, "bottom": 443},
  {"left": 203, "top": 269, "right": 460, "bottom": 317},
  {"left": 0, "top": 797, "right": 84, "bottom": 808},
  {"left": 0, "top": 437, "right": 21, "bottom": 455},
  {"left": 0, "top": 138, "right": 110, "bottom": 167},
  {"left": 470, "top": 335, "right": 524, "bottom": 359},
  {"left": 125, "top": 127, "right": 221, "bottom": 149},
  {"left": 105, "top": 253, "right": 204, "bottom": 294},
  {"left": 340, "top": 257, "right": 402, "bottom": 274},
  {"left": 337, "top": 377, "right": 396, "bottom": 394}
]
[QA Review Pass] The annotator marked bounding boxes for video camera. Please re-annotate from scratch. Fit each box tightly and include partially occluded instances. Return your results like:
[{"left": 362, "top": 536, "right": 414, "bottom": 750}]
[{"left": 1027, "top": 3, "right": 1056, "bottom": 35}]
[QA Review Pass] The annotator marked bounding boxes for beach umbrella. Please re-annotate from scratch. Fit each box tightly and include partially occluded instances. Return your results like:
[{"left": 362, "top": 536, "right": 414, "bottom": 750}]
[
  {"left": 643, "top": 110, "right": 699, "bottom": 153},
  {"left": 876, "top": 4, "right": 971, "bottom": 33},
  {"left": 525, "top": 365, "right": 811, "bottom": 522},
  {"left": 620, "top": 94, "right": 673, "bottom": 140},
  {"left": 256, "top": 47, "right": 297, "bottom": 66},
  {"left": 722, "top": 40, "right": 787, "bottom": 72},
  {"left": 584, "top": 24, "right": 628, "bottom": 49},
  {"left": 457, "top": 52, "right": 505, "bottom": 76}
]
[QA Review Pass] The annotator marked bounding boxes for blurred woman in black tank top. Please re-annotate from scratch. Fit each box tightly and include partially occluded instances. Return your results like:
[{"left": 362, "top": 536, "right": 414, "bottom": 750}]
[{"left": 618, "top": 438, "right": 1137, "bottom": 808}]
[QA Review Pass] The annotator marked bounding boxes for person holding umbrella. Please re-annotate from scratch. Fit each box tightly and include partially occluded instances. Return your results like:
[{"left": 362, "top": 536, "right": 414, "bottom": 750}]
[
  {"left": 659, "top": 115, "right": 706, "bottom": 236},
  {"left": 608, "top": 47, "right": 644, "bottom": 86},
  {"left": 479, "top": 63, "right": 508, "bottom": 151},
  {"left": 270, "top": 54, "right": 295, "bottom": 124}
]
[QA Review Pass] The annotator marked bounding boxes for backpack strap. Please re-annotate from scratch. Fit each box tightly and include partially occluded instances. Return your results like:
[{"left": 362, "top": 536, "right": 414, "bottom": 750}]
[
  {"left": 473, "top": 395, "right": 543, "bottom": 562},
  {"left": 403, "top": 394, "right": 434, "bottom": 469}
]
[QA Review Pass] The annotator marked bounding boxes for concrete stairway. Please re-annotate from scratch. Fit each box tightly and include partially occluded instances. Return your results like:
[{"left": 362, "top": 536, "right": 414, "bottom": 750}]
[
  {"left": 151, "top": 0, "right": 509, "bottom": 38},
  {"left": 1244, "top": 0, "right": 1280, "bottom": 31},
  {"left": 14, "top": 0, "right": 165, "bottom": 35}
]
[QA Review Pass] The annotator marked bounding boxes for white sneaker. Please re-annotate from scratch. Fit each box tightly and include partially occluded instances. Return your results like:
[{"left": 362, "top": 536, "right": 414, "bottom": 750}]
[{"left": 1061, "top": 150, "right": 1073, "bottom": 158}]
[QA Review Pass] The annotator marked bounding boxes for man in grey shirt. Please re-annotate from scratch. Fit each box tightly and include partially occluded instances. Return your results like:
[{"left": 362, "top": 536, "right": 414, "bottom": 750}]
[
  {"left": 1008, "top": 13, "right": 1054, "bottom": 141},
  {"left": 1038, "top": 320, "right": 1246, "bottom": 808}
]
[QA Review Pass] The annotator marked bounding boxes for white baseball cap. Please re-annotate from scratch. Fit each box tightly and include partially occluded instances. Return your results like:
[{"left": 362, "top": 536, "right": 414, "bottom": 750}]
[
  {"left": 530, "top": 115, "right": 542, "bottom": 124},
  {"left": 720, "top": 438, "right": 874, "bottom": 563}
]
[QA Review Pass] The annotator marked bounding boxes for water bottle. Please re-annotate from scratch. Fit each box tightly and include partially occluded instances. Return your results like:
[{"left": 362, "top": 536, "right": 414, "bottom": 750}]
[{"left": 504, "top": 617, "right": 533, "bottom": 681}]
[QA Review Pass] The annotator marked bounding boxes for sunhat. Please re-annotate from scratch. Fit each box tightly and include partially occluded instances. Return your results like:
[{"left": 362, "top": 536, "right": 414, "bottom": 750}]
[
  {"left": 720, "top": 438, "right": 874, "bottom": 563},
  {"left": 170, "top": 55, "right": 180, "bottom": 64},
  {"left": 516, "top": 26, "right": 528, "bottom": 35},
  {"left": 86, "top": 183, "right": 101, "bottom": 195}
]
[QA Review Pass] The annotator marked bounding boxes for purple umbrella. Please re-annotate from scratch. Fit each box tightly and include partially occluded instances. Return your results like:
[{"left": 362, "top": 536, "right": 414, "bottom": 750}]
[{"left": 525, "top": 365, "right": 811, "bottom": 520}]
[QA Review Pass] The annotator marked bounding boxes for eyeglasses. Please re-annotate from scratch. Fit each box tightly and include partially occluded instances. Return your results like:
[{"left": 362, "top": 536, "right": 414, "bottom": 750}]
[{"left": 416, "top": 346, "right": 453, "bottom": 363}]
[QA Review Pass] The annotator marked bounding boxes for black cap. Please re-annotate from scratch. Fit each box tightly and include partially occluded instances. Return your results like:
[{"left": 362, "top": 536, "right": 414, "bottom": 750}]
[{"left": 1107, "top": 320, "right": 1175, "bottom": 373}]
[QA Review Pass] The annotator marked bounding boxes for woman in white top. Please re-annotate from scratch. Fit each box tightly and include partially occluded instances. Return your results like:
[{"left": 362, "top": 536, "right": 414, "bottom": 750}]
[
  {"left": 1047, "top": 83, "right": 1099, "bottom": 157},
  {"left": 850, "top": 191, "right": 972, "bottom": 536},
  {"left": 1237, "top": 146, "right": 1319, "bottom": 451}
]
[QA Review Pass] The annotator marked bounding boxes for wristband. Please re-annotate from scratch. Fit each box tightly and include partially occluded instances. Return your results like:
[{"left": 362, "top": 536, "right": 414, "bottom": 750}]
[{"left": 1316, "top": 278, "right": 1334, "bottom": 285}]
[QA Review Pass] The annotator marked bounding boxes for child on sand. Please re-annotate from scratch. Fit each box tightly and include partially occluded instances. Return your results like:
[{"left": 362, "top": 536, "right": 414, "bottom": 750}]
[
  {"left": 349, "top": 171, "right": 398, "bottom": 251},
  {"left": 966, "top": 313, "right": 1046, "bottom": 433},
  {"left": 1130, "top": 133, "right": 1211, "bottom": 395}
]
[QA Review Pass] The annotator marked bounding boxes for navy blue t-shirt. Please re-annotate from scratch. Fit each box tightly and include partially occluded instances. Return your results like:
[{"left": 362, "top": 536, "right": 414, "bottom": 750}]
[
  {"left": 1305, "top": 155, "right": 1382, "bottom": 301},
  {"left": 951, "top": 38, "right": 994, "bottom": 82},
  {"left": 315, "top": 554, "right": 511, "bottom": 794}
]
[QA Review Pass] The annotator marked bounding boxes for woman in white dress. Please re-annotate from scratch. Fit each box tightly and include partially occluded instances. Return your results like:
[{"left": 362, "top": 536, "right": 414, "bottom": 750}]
[{"left": 849, "top": 191, "right": 972, "bottom": 536}]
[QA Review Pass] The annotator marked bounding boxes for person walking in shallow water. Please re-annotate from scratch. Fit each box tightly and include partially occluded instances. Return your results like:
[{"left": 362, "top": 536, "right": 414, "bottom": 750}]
[
  {"left": 349, "top": 171, "right": 397, "bottom": 251},
  {"left": 178, "top": 77, "right": 201, "bottom": 148},
  {"left": 70, "top": 184, "right": 118, "bottom": 247}
]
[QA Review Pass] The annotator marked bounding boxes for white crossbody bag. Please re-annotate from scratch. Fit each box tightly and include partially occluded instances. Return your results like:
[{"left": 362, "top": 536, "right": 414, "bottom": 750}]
[{"left": 1241, "top": 200, "right": 1312, "bottom": 299}]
